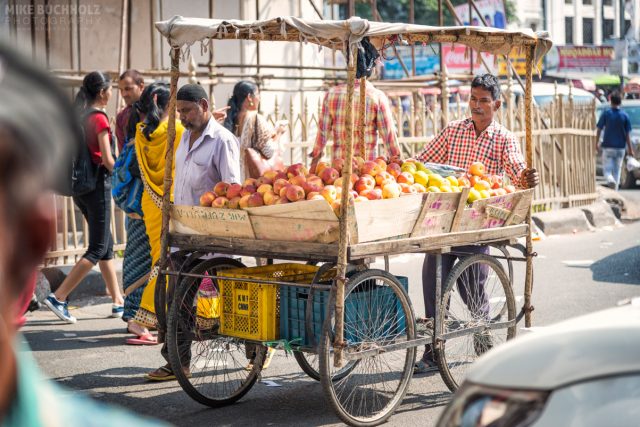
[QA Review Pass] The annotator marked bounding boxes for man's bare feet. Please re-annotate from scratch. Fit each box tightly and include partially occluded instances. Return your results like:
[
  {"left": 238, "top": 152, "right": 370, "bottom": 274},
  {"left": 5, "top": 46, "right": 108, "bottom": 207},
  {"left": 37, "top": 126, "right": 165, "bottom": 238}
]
[{"left": 127, "top": 320, "right": 150, "bottom": 337}]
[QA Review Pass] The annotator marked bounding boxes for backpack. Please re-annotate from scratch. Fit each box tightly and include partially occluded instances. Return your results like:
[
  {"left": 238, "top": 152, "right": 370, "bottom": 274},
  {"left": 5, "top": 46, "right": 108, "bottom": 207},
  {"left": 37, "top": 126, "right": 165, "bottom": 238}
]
[
  {"left": 59, "top": 108, "right": 112, "bottom": 197},
  {"left": 111, "top": 140, "right": 144, "bottom": 216}
]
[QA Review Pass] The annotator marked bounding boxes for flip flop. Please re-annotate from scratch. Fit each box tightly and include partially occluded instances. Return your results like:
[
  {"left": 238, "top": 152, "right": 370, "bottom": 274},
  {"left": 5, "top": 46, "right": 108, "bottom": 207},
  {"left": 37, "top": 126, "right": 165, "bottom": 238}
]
[{"left": 126, "top": 332, "right": 158, "bottom": 345}]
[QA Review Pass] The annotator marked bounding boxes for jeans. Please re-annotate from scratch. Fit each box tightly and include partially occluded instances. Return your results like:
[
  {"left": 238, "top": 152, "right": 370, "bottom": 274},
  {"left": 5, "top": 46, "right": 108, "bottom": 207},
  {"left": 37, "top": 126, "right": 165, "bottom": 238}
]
[
  {"left": 72, "top": 168, "right": 114, "bottom": 264},
  {"left": 602, "top": 148, "right": 626, "bottom": 190}
]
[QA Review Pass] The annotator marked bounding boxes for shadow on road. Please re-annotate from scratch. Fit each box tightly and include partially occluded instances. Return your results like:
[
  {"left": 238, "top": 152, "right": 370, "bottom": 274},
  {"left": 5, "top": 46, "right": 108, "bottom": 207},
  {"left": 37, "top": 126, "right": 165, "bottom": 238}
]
[
  {"left": 591, "top": 246, "right": 640, "bottom": 285},
  {"left": 23, "top": 328, "right": 126, "bottom": 351}
]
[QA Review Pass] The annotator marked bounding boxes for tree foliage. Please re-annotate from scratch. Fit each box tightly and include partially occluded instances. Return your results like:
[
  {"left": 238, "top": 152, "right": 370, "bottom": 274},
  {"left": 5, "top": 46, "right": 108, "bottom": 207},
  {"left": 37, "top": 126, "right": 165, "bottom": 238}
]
[{"left": 353, "top": 0, "right": 517, "bottom": 27}]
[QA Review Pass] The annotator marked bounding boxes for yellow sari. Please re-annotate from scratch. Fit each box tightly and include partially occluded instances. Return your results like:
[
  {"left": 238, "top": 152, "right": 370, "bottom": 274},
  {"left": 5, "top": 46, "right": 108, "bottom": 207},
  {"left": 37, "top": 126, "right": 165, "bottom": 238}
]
[{"left": 133, "top": 120, "right": 184, "bottom": 328}]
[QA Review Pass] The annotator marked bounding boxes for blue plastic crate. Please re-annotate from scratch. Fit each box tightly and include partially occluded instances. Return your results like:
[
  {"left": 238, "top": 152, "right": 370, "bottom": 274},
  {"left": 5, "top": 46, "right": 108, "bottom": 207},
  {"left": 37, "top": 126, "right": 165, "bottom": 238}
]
[{"left": 280, "top": 276, "right": 409, "bottom": 348}]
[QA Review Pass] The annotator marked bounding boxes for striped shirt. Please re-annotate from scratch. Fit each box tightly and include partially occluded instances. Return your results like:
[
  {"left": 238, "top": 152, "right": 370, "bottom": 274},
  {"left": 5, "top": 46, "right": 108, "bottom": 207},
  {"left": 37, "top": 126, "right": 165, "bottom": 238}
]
[
  {"left": 312, "top": 81, "right": 400, "bottom": 161},
  {"left": 417, "top": 118, "right": 526, "bottom": 186}
]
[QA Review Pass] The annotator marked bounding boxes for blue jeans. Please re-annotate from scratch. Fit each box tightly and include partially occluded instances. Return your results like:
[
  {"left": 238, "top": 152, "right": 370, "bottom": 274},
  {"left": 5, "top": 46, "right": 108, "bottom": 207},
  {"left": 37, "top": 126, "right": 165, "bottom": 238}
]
[{"left": 602, "top": 148, "right": 626, "bottom": 190}]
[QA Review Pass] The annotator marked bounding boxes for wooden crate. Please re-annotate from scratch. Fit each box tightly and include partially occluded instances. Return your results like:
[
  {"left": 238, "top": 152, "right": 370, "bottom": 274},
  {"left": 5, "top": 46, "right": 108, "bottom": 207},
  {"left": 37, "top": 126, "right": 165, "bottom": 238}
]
[
  {"left": 410, "top": 190, "right": 468, "bottom": 237},
  {"left": 247, "top": 199, "right": 340, "bottom": 243},
  {"left": 170, "top": 205, "right": 255, "bottom": 238},
  {"left": 456, "top": 189, "right": 534, "bottom": 232},
  {"left": 170, "top": 194, "right": 426, "bottom": 244}
]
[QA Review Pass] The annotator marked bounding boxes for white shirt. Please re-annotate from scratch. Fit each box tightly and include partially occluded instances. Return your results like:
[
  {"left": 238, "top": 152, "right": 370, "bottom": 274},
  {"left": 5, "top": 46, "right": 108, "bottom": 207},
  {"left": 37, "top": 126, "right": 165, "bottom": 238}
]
[{"left": 173, "top": 117, "right": 241, "bottom": 206}]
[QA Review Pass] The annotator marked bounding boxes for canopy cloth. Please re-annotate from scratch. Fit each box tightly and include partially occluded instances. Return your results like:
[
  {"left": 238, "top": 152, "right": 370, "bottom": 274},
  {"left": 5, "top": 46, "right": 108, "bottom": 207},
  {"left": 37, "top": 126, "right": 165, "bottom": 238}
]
[{"left": 155, "top": 16, "right": 552, "bottom": 67}]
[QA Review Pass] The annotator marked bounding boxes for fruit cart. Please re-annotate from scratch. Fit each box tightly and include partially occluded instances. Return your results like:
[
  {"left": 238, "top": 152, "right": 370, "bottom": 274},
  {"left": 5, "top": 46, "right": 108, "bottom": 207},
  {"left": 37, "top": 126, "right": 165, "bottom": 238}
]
[{"left": 153, "top": 16, "right": 552, "bottom": 426}]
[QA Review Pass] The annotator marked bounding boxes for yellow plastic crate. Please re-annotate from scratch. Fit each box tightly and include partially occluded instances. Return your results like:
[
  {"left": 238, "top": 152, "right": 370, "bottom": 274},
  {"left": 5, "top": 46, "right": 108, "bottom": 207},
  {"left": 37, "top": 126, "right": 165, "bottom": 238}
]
[{"left": 218, "top": 263, "right": 319, "bottom": 341}]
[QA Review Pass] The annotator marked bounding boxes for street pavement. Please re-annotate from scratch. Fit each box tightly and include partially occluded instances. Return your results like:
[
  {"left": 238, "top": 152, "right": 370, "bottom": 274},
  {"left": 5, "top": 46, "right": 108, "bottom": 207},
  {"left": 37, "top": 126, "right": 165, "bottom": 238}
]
[{"left": 22, "top": 195, "right": 640, "bottom": 427}]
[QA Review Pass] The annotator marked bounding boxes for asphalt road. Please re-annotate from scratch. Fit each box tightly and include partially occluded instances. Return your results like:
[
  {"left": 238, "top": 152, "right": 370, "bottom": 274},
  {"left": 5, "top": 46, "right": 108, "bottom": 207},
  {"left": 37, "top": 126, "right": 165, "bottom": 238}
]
[{"left": 22, "top": 195, "right": 640, "bottom": 427}]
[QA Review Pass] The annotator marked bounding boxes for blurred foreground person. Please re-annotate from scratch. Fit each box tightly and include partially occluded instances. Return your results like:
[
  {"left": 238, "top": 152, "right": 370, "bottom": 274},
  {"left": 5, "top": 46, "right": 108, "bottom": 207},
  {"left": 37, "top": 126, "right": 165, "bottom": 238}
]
[{"left": 0, "top": 42, "right": 165, "bottom": 426}]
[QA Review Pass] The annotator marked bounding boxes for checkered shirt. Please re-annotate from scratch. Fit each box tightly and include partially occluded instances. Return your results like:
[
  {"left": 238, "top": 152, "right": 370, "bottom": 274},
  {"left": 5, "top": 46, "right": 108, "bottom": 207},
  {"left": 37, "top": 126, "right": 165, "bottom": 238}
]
[
  {"left": 312, "top": 81, "right": 400, "bottom": 161},
  {"left": 416, "top": 118, "right": 526, "bottom": 186}
]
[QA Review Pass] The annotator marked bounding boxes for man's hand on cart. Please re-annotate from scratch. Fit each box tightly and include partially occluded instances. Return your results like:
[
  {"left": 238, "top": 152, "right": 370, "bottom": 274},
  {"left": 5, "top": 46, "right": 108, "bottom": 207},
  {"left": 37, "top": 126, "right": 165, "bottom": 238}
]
[{"left": 520, "top": 168, "right": 539, "bottom": 189}]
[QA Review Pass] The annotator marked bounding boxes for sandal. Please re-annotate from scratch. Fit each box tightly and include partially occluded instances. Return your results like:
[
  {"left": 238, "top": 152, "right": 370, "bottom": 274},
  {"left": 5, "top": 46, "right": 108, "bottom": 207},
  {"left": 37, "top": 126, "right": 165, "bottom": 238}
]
[
  {"left": 144, "top": 365, "right": 191, "bottom": 381},
  {"left": 414, "top": 358, "right": 439, "bottom": 375},
  {"left": 126, "top": 332, "right": 158, "bottom": 345}
]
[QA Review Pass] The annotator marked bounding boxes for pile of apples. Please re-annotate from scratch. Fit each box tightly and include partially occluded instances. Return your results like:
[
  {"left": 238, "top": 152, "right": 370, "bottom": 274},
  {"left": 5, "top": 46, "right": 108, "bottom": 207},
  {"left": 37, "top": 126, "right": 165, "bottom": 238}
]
[
  {"left": 199, "top": 157, "right": 518, "bottom": 215},
  {"left": 461, "top": 161, "right": 517, "bottom": 203}
]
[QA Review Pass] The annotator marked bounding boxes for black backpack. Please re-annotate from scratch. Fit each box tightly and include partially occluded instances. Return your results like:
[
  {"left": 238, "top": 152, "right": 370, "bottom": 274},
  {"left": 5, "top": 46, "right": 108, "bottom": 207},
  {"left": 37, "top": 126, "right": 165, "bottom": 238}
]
[{"left": 59, "top": 108, "right": 111, "bottom": 197}]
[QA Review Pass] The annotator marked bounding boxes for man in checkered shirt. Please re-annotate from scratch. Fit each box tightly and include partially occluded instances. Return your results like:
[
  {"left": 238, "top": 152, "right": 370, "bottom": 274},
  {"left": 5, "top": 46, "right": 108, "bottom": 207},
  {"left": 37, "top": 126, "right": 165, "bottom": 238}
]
[
  {"left": 414, "top": 74, "right": 539, "bottom": 374},
  {"left": 310, "top": 80, "right": 400, "bottom": 172}
]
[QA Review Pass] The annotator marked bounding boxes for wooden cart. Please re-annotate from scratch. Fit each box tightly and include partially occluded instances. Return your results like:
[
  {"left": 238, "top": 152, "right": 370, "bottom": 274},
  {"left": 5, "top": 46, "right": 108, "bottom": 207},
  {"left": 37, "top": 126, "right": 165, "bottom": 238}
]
[{"left": 153, "top": 16, "right": 551, "bottom": 426}]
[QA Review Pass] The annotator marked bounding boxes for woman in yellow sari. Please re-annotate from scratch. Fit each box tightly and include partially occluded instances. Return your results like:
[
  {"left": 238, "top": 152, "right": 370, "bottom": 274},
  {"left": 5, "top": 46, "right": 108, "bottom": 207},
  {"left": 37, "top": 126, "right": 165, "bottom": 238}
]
[{"left": 124, "top": 82, "right": 183, "bottom": 337}]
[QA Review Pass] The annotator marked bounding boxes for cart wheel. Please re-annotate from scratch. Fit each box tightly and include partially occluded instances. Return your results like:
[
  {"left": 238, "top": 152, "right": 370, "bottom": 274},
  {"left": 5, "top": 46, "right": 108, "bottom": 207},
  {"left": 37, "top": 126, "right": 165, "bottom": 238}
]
[
  {"left": 167, "top": 257, "right": 266, "bottom": 407},
  {"left": 294, "top": 263, "right": 358, "bottom": 382},
  {"left": 435, "top": 254, "right": 516, "bottom": 393},
  {"left": 319, "top": 269, "right": 416, "bottom": 426}
]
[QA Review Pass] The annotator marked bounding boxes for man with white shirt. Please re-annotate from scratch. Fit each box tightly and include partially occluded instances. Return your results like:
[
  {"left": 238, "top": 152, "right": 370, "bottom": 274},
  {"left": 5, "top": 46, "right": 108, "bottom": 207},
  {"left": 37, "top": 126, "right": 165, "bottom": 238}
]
[
  {"left": 174, "top": 83, "right": 241, "bottom": 203},
  {"left": 145, "top": 84, "right": 241, "bottom": 381}
]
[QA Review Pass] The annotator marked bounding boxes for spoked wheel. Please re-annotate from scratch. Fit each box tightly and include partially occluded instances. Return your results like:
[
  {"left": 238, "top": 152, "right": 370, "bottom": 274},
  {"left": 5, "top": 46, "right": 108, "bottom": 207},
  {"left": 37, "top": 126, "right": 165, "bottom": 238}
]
[
  {"left": 294, "top": 263, "right": 358, "bottom": 382},
  {"left": 435, "top": 254, "right": 516, "bottom": 392},
  {"left": 319, "top": 269, "right": 416, "bottom": 427},
  {"left": 167, "top": 257, "right": 267, "bottom": 407}
]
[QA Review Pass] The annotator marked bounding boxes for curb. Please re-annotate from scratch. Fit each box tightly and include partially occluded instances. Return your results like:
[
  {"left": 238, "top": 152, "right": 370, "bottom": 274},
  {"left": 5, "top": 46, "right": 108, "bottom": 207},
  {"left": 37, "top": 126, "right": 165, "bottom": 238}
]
[
  {"left": 532, "top": 207, "right": 593, "bottom": 235},
  {"left": 581, "top": 201, "right": 619, "bottom": 228}
]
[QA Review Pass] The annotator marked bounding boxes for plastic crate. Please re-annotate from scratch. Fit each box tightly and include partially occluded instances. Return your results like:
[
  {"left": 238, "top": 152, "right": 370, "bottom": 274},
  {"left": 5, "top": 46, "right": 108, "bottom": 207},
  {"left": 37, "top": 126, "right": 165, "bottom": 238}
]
[
  {"left": 218, "top": 263, "right": 318, "bottom": 341},
  {"left": 280, "top": 275, "right": 409, "bottom": 347}
]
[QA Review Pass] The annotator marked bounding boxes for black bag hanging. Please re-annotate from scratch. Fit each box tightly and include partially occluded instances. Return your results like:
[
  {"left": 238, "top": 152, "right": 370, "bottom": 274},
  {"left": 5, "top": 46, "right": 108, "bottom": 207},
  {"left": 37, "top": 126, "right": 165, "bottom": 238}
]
[{"left": 355, "top": 37, "right": 381, "bottom": 79}]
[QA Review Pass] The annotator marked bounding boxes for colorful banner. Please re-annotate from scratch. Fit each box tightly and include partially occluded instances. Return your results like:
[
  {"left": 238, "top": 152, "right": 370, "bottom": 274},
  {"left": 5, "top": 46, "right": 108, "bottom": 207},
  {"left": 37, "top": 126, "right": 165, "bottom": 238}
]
[
  {"left": 454, "top": 0, "right": 506, "bottom": 29},
  {"left": 442, "top": 44, "right": 496, "bottom": 74},
  {"left": 546, "top": 46, "right": 615, "bottom": 73},
  {"left": 382, "top": 45, "right": 439, "bottom": 79},
  {"left": 497, "top": 48, "right": 544, "bottom": 76}
]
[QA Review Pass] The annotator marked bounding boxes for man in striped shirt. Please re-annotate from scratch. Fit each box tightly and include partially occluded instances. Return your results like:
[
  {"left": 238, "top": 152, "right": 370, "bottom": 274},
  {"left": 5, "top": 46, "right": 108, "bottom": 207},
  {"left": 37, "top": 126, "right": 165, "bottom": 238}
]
[
  {"left": 310, "top": 80, "right": 400, "bottom": 171},
  {"left": 415, "top": 73, "right": 539, "bottom": 374}
]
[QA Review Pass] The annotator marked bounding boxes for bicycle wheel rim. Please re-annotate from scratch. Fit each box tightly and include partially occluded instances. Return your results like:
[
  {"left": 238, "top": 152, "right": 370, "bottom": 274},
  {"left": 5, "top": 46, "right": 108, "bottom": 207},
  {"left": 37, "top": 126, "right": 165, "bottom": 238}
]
[
  {"left": 437, "top": 254, "right": 516, "bottom": 392},
  {"left": 167, "top": 257, "right": 265, "bottom": 407},
  {"left": 320, "top": 270, "right": 416, "bottom": 426}
]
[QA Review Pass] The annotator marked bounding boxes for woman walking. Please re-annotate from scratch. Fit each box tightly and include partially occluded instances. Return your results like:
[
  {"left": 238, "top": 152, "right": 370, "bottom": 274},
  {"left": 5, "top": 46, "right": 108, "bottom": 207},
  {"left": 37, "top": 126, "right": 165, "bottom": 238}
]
[
  {"left": 223, "top": 80, "right": 285, "bottom": 181},
  {"left": 127, "top": 83, "right": 184, "bottom": 334},
  {"left": 44, "top": 71, "right": 124, "bottom": 323}
]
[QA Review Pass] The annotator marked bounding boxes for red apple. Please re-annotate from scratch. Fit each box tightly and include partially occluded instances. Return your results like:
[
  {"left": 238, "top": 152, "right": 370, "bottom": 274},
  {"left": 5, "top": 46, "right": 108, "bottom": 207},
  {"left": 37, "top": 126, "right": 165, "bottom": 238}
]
[
  {"left": 332, "top": 158, "right": 345, "bottom": 173},
  {"left": 241, "top": 185, "right": 257, "bottom": 196},
  {"left": 226, "top": 183, "right": 242, "bottom": 199},
  {"left": 382, "top": 182, "right": 402, "bottom": 199},
  {"left": 212, "top": 196, "right": 229, "bottom": 208},
  {"left": 289, "top": 174, "right": 307, "bottom": 187},
  {"left": 387, "top": 162, "right": 402, "bottom": 178},
  {"left": 364, "top": 188, "right": 382, "bottom": 200},
  {"left": 238, "top": 194, "right": 251, "bottom": 209},
  {"left": 273, "top": 178, "right": 289, "bottom": 194},
  {"left": 256, "top": 175, "right": 273, "bottom": 186},
  {"left": 287, "top": 163, "right": 307, "bottom": 179},
  {"left": 320, "top": 185, "right": 337, "bottom": 203},
  {"left": 397, "top": 172, "right": 415, "bottom": 185},
  {"left": 286, "top": 185, "right": 305, "bottom": 202},
  {"left": 213, "top": 182, "right": 229, "bottom": 198},
  {"left": 263, "top": 190, "right": 278, "bottom": 205},
  {"left": 314, "top": 161, "right": 330, "bottom": 176},
  {"left": 199, "top": 191, "right": 216, "bottom": 207},
  {"left": 228, "top": 196, "right": 241, "bottom": 209},
  {"left": 243, "top": 178, "right": 258, "bottom": 188},
  {"left": 320, "top": 167, "right": 340, "bottom": 185},
  {"left": 354, "top": 174, "right": 376, "bottom": 193},
  {"left": 247, "top": 192, "right": 264, "bottom": 207},
  {"left": 257, "top": 184, "right": 273, "bottom": 195},
  {"left": 468, "top": 161, "right": 486, "bottom": 177},
  {"left": 361, "top": 160, "right": 381, "bottom": 177},
  {"left": 374, "top": 158, "right": 387, "bottom": 172}
]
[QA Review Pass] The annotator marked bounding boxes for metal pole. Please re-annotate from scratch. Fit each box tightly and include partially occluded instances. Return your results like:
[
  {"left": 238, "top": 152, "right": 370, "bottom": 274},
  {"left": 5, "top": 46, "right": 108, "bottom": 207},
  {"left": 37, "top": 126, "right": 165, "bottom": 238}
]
[
  {"left": 524, "top": 45, "right": 535, "bottom": 328},
  {"left": 155, "top": 47, "right": 180, "bottom": 342},
  {"left": 334, "top": 45, "right": 357, "bottom": 368}
]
